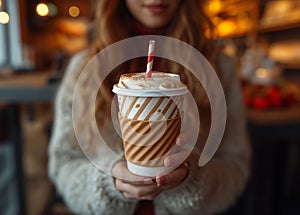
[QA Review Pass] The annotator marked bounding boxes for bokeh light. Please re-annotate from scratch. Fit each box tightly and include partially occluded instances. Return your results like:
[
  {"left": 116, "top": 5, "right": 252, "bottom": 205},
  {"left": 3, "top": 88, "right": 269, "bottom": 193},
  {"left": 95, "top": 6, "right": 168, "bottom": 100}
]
[
  {"left": 36, "top": 3, "right": 49, "bottom": 17},
  {"left": 255, "top": 68, "right": 268, "bottom": 78},
  {"left": 68, "top": 6, "right": 80, "bottom": 18},
  {"left": 48, "top": 2, "right": 58, "bottom": 17},
  {"left": 0, "top": 11, "right": 10, "bottom": 24},
  {"left": 217, "top": 20, "right": 236, "bottom": 36},
  {"left": 207, "top": 0, "right": 222, "bottom": 14}
]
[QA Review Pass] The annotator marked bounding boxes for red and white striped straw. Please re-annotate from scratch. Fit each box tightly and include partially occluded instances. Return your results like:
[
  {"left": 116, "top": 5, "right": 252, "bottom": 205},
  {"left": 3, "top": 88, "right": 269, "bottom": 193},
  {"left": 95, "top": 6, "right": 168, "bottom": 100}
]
[{"left": 146, "top": 40, "right": 155, "bottom": 78}]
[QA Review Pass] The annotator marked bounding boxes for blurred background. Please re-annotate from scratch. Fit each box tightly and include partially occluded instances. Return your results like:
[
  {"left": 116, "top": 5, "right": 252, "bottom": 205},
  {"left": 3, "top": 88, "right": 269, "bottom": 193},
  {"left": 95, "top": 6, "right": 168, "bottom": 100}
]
[{"left": 0, "top": 0, "right": 300, "bottom": 214}]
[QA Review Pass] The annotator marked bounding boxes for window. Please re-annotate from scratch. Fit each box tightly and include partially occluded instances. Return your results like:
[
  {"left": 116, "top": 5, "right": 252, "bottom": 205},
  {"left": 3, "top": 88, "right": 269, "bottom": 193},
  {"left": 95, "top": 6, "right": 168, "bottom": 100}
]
[{"left": 0, "top": 0, "right": 23, "bottom": 68}]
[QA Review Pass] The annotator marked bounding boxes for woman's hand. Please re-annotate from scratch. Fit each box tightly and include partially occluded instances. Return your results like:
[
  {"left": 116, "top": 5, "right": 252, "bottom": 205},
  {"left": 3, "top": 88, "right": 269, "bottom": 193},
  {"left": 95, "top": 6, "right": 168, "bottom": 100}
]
[
  {"left": 112, "top": 160, "right": 162, "bottom": 200},
  {"left": 112, "top": 133, "right": 190, "bottom": 199},
  {"left": 156, "top": 162, "right": 188, "bottom": 189},
  {"left": 164, "top": 132, "right": 191, "bottom": 167},
  {"left": 157, "top": 132, "right": 191, "bottom": 188},
  {"left": 112, "top": 160, "right": 189, "bottom": 200}
]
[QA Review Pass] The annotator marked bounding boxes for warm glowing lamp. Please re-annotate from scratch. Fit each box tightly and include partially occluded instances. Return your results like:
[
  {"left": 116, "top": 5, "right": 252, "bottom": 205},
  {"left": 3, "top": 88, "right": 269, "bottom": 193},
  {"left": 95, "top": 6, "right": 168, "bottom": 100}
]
[
  {"left": 208, "top": 0, "right": 221, "bottom": 14},
  {"left": 0, "top": 11, "right": 9, "bottom": 24},
  {"left": 0, "top": 0, "right": 2, "bottom": 8},
  {"left": 217, "top": 20, "right": 236, "bottom": 36},
  {"left": 69, "top": 6, "right": 80, "bottom": 18},
  {"left": 255, "top": 68, "right": 268, "bottom": 79},
  {"left": 36, "top": 3, "right": 49, "bottom": 17}
]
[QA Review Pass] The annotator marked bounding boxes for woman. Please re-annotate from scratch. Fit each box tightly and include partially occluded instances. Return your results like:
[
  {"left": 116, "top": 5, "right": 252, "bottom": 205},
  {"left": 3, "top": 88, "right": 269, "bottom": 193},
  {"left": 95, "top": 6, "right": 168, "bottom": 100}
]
[{"left": 48, "top": 0, "right": 251, "bottom": 214}]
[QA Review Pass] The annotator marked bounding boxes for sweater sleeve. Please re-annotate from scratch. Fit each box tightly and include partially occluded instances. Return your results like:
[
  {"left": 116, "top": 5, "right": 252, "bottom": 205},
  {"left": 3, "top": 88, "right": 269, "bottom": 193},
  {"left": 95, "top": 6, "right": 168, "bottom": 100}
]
[
  {"left": 155, "top": 53, "right": 251, "bottom": 215},
  {"left": 48, "top": 52, "right": 138, "bottom": 215}
]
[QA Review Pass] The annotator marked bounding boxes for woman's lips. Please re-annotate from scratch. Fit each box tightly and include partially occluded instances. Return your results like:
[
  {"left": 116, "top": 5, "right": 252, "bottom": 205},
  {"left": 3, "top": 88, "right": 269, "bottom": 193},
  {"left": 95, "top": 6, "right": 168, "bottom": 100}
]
[{"left": 143, "top": 4, "right": 169, "bottom": 14}]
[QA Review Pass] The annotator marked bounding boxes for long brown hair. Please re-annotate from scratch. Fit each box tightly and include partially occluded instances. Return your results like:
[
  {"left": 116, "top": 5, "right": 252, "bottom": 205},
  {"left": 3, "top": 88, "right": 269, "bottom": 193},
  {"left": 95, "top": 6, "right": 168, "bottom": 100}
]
[
  {"left": 88, "top": 0, "right": 216, "bottom": 101},
  {"left": 77, "top": 0, "right": 216, "bottom": 150},
  {"left": 89, "top": 0, "right": 215, "bottom": 59}
]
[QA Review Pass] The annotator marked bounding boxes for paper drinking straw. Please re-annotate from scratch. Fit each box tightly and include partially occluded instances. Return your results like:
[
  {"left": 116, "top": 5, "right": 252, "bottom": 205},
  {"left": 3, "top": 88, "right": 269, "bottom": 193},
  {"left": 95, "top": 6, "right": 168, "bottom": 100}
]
[{"left": 146, "top": 40, "right": 155, "bottom": 78}]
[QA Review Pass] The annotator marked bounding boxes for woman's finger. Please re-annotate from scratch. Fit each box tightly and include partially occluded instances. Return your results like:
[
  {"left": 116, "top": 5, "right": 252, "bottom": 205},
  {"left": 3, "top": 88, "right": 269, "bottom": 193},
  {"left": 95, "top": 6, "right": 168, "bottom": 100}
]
[
  {"left": 164, "top": 149, "right": 191, "bottom": 167},
  {"left": 112, "top": 160, "right": 155, "bottom": 185},
  {"left": 156, "top": 163, "right": 188, "bottom": 189},
  {"left": 176, "top": 132, "right": 189, "bottom": 146},
  {"left": 115, "top": 179, "right": 160, "bottom": 199},
  {"left": 122, "top": 188, "right": 162, "bottom": 200}
]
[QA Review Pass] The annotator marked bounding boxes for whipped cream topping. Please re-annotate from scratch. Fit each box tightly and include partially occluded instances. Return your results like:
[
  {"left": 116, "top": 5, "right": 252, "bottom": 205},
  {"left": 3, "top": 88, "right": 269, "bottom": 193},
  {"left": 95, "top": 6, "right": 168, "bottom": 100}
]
[{"left": 117, "top": 72, "right": 186, "bottom": 90}]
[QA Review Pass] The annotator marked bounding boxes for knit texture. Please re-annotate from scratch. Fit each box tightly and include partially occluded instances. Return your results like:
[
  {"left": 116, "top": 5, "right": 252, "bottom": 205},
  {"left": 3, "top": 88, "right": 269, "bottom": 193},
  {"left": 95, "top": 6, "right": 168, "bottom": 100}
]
[{"left": 48, "top": 51, "right": 251, "bottom": 215}]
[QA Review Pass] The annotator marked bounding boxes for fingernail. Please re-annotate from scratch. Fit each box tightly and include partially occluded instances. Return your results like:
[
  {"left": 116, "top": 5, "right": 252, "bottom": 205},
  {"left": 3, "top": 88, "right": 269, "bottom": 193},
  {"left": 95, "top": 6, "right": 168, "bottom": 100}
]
[
  {"left": 176, "top": 137, "right": 183, "bottom": 146},
  {"left": 144, "top": 178, "right": 154, "bottom": 184},
  {"left": 157, "top": 176, "right": 166, "bottom": 186},
  {"left": 165, "top": 158, "right": 172, "bottom": 167}
]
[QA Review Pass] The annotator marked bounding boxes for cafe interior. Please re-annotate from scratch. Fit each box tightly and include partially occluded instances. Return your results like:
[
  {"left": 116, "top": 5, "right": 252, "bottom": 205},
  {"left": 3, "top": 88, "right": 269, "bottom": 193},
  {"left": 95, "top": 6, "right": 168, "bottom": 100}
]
[{"left": 0, "top": 0, "right": 300, "bottom": 214}]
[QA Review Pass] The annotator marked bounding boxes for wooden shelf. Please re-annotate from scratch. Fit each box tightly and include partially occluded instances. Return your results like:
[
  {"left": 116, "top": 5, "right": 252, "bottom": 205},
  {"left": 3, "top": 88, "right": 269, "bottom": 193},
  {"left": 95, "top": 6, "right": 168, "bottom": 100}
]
[
  {"left": 210, "top": 0, "right": 300, "bottom": 38},
  {"left": 219, "top": 18, "right": 300, "bottom": 38},
  {"left": 259, "top": 19, "right": 300, "bottom": 33},
  {"left": 281, "top": 63, "right": 300, "bottom": 70},
  {"left": 247, "top": 106, "right": 300, "bottom": 126}
]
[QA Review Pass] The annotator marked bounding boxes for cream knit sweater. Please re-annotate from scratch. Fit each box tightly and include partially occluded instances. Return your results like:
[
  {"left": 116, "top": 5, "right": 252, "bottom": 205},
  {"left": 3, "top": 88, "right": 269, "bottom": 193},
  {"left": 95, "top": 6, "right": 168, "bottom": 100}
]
[{"left": 48, "top": 51, "right": 251, "bottom": 215}]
